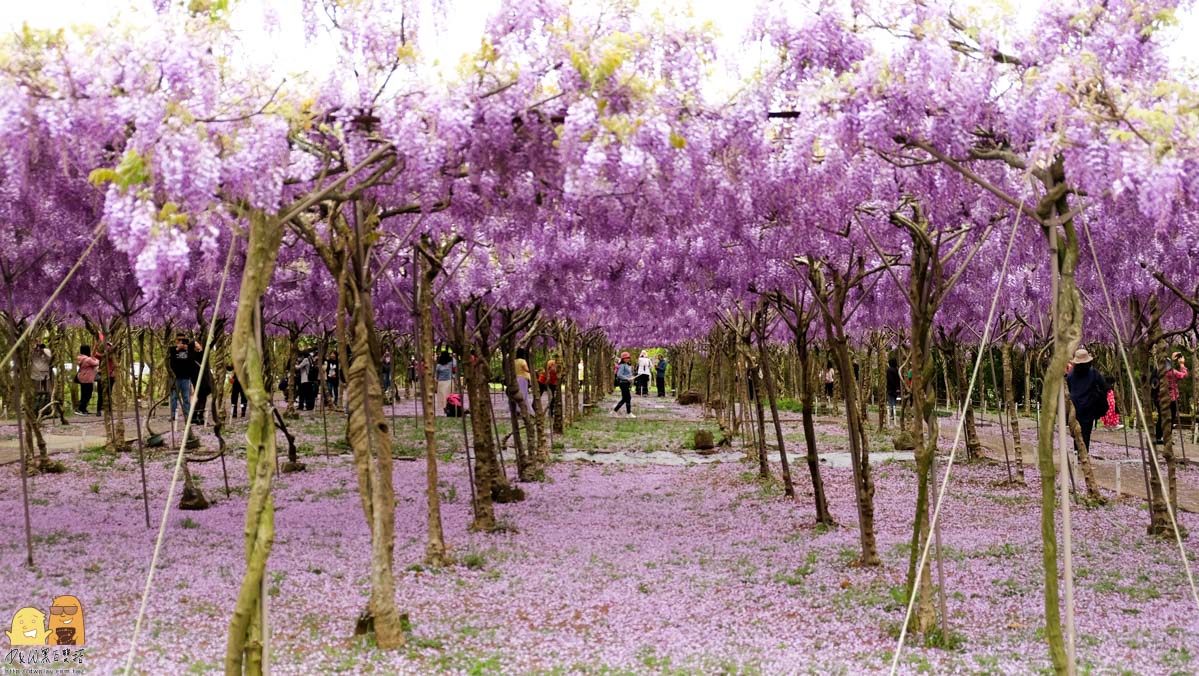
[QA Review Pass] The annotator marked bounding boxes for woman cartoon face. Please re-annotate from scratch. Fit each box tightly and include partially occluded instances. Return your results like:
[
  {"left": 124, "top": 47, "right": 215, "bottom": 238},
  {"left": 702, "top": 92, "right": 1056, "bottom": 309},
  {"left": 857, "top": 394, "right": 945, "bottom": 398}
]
[{"left": 6, "top": 607, "right": 49, "bottom": 645}]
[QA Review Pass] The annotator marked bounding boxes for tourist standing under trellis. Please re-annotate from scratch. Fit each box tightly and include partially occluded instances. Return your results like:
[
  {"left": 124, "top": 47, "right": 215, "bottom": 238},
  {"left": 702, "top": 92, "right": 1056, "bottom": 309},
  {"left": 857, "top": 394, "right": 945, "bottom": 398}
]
[
  {"left": 192, "top": 340, "right": 213, "bottom": 425},
  {"left": 74, "top": 345, "right": 99, "bottom": 415},
  {"left": 296, "top": 351, "right": 316, "bottom": 411},
  {"left": 540, "top": 357, "right": 560, "bottom": 418},
  {"left": 435, "top": 351, "right": 454, "bottom": 415},
  {"left": 325, "top": 352, "right": 341, "bottom": 406},
  {"left": 613, "top": 352, "right": 634, "bottom": 417},
  {"left": 1154, "top": 351, "right": 1188, "bottom": 442},
  {"left": 635, "top": 350, "right": 652, "bottom": 396},
  {"left": 886, "top": 358, "right": 901, "bottom": 422},
  {"left": 168, "top": 333, "right": 198, "bottom": 423},
  {"left": 515, "top": 348, "right": 533, "bottom": 415},
  {"left": 31, "top": 342, "right": 52, "bottom": 415},
  {"left": 95, "top": 340, "right": 116, "bottom": 417},
  {"left": 380, "top": 350, "right": 393, "bottom": 394},
  {"left": 1066, "top": 348, "right": 1108, "bottom": 452},
  {"left": 655, "top": 354, "right": 668, "bottom": 397},
  {"left": 228, "top": 364, "right": 246, "bottom": 418}
]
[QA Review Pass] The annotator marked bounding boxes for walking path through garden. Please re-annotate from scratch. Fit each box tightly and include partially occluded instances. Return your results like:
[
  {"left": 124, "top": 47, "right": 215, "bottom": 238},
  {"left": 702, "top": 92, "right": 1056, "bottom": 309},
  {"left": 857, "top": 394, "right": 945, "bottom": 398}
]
[
  {"left": 2, "top": 394, "right": 1197, "bottom": 674},
  {"left": 967, "top": 417, "right": 1199, "bottom": 513}
]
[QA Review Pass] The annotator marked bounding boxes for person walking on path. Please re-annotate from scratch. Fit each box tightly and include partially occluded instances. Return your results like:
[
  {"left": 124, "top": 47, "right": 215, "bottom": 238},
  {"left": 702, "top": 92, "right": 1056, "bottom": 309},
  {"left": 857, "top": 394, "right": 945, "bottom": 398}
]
[
  {"left": 655, "top": 354, "right": 668, "bottom": 397},
  {"left": 75, "top": 345, "right": 99, "bottom": 415},
  {"left": 885, "top": 357, "right": 901, "bottom": 422},
  {"left": 515, "top": 348, "right": 534, "bottom": 415},
  {"left": 822, "top": 363, "right": 836, "bottom": 400},
  {"left": 635, "top": 350, "right": 652, "bottom": 396},
  {"left": 435, "top": 351, "right": 455, "bottom": 415},
  {"left": 1066, "top": 347, "right": 1108, "bottom": 453},
  {"left": 613, "top": 352, "right": 634, "bottom": 417}
]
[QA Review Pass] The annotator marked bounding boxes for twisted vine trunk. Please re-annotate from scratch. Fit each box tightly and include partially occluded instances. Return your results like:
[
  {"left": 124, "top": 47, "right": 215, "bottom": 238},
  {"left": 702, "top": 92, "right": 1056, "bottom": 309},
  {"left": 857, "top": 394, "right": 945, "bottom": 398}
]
[
  {"left": 1139, "top": 297, "right": 1177, "bottom": 535},
  {"left": 1064, "top": 398, "right": 1103, "bottom": 501},
  {"left": 906, "top": 322, "right": 938, "bottom": 634},
  {"left": 339, "top": 260, "right": 406, "bottom": 649},
  {"left": 750, "top": 358, "right": 770, "bottom": 479},
  {"left": 1024, "top": 349, "right": 1033, "bottom": 418},
  {"left": 500, "top": 332, "right": 530, "bottom": 480},
  {"left": 225, "top": 212, "right": 281, "bottom": 676},
  {"left": 1036, "top": 174, "right": 1084, "bottom": 676},
  {"left": 416, "top": 252, "right": 449, "bottom": 565},
  {"left": 465, "top": 338, "right": 501, "bottom": 531},
  {"left": 950, "top": 343, "right": 982, "bottom": 459},
  {"left": 757, "top": 328, "right": 793, "bottom": 497},
  {"left": 1001, "top": 341, "right": 1026, "bottom": 482},
  {"left": 795, "top": 330, "right": 832, "bottom": 525},
  {"left": 876, "top": 334, "right": 887, "bottom": 431},
  {"left": 102, "top": 323, "right": 129, "bottom": 453}
]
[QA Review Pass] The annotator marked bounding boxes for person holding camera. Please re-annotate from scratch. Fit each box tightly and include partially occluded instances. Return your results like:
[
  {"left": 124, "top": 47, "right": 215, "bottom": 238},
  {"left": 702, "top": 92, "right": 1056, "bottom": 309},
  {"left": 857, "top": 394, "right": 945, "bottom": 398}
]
[{"left": 168, "top": 333, "right": 199, "bottom": 422}]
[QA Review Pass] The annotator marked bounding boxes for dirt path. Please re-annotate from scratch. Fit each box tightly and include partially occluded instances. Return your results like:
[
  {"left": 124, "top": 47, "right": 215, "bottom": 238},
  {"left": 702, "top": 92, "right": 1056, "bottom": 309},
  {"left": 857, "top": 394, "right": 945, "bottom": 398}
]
[
  {"left": 965, "top": 416, "right": 1199, "bottom": 513},
  {"left": 0, "top": 432, "right": 110, "bottom": 465}
]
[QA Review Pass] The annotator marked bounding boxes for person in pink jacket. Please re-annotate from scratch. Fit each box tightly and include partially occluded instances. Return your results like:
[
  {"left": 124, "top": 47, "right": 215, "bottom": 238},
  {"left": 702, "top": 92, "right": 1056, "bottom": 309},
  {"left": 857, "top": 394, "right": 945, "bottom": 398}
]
[{"left": 75, "top": 345, "right": 100, "bottom": 415}]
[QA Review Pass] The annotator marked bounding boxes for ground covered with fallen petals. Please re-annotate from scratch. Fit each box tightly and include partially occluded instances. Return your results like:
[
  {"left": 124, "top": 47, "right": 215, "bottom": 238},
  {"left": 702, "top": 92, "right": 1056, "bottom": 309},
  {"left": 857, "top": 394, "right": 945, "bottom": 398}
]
[{"left": 2, "top": 406, "right": 1197, "bottom": 675}]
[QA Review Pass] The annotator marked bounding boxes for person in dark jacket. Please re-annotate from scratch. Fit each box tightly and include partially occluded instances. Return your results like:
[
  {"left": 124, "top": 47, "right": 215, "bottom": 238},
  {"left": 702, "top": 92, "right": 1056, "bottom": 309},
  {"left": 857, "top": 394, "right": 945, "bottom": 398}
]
[
  {"left": 1066, "top": 347, "right": 1107, "bottom": 452},
  {"left": 655, "top": 355, "right": 668, "bottom": 397},
  {"left": 168, "top": 334, "right": 200, "bottom": 422},
  {"left": 885, "top": 357, "right": 901, "bottom": 421},
  {"left": 325, "top": 352, "right": 341, "bottom": 406},
  {"left": 191, "top": 340, "right": 213, "bottom": 425},
  {"left": 228, "top": 364, "right": 247, "bottom": 418}
]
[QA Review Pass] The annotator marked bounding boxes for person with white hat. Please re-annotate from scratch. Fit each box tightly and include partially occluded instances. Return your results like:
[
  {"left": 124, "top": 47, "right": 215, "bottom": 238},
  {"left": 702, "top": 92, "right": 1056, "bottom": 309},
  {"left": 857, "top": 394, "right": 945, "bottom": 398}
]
[
  {"left": 1065, "top": 347, "right": 1109, "bottom": 452},
  {"left": 635, "top": 350, "right": 653, "bottom": 396}
]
